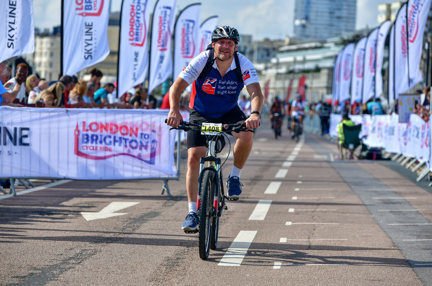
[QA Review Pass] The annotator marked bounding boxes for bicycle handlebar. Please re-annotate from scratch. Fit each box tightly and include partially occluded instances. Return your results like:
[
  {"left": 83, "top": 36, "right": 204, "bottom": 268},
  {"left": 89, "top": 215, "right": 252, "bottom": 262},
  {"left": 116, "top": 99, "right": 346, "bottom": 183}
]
[{"left": 166, "top": 120, "right": 250, "bottom": 133}]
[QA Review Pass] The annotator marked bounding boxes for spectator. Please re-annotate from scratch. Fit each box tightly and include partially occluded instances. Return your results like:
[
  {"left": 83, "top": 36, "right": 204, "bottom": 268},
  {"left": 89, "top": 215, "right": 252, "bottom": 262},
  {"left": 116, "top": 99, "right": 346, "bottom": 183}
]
[
  {"left": 94, "top": 83, "right": 115, "bottom": 105},
  {"left": 26, "top": 74, "right": 40, "bottom": 104},
  {"left": 238, "top": 94, "right": 251, "bottom": 116},
  {"left": 6, "top": 63, "right": 28, "bottom": 103},
  {"left": 47, "top": 75, "right": 75, "bottom": 107},
  {"left": 0, "top": 61, "right": 21, "bottom": 105},
  {"left": 337, "top": 112, "right": 356, "bottom": 159},
  {"left": 160, "top": 91, "right": 170, "bottom": 109},
  {"left": 148, "top": 93, "right": 157, "bottom": 108},
  {"left": 68, "top": 79, "right": 88, "bottom": 107},
  {"left": 0, "top": 61, "right": 11, "bottom": 84},
  {"left": 86, "top": 68, "right": 103, "bottom": 99},
  {"left": 319, "top": 101, "right": 331, "bottom": 136},
  {"left": 129, "top": 87, "right": 149, "bottom": 109},
  {"left": 35, "top": 90, "right": 56, "bottom": 107},
  {"left": 366, "top": 98, "right": 384, "bottom": 115}
]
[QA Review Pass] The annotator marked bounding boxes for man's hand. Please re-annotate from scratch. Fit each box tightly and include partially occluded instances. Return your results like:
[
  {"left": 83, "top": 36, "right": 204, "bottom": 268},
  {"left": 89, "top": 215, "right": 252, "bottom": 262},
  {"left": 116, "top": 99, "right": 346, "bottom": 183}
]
[
  {"left": 245, "top": 113, "right": 260, "bottom": 129},
  {"left": 166, "top": 109, "right": 183, "bottom": 128}
]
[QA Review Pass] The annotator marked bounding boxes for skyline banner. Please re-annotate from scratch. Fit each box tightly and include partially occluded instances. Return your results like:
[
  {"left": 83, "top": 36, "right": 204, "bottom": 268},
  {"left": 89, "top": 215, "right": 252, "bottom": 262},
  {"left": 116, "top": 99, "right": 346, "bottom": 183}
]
[
  {"left": 389, "top": 23, "right": 395, "bottom": 103},
  {"left": 0, "top": 0, "right": 35, "bottom": 63},
  {"left": 407, "top": 0, "right": 432, "bottom": 88},
  {"left": 117, "top": 0, "right": 152, "bottom": 97},
  {"left": 198, "top": 16, "right": 218, "bottom": 54},
  {"left": 173, "top": 3, "right": 201, "bottom": 79},
  {"left": 297, "top": 75, "right": 307, "bottom": 101},
  {"left": 339, "top": 43, "right": 355, "bottom": 103},
  {"left": 285, "top": 78, "right": 294, "bottom": 103},
  {"left": 148, "top": 0, "right": 178, "bottom": 95},
  {"left": 375, "top": 20, "right": 391, "bottom": 99},
  {"left": 62, "top": 0, "right": 110, "bottom": 76},
  {"left": 351, "top": 37, "right": 367, "bottom": 104},
  {"left": 394, "top": 3, "right": 409, "bottom": 100},
  {"left": 332, "top": 49, "right": 344, "bottom": 105},
  {"left": 362, "top": 28, "right": 379, "bottom": 104}
]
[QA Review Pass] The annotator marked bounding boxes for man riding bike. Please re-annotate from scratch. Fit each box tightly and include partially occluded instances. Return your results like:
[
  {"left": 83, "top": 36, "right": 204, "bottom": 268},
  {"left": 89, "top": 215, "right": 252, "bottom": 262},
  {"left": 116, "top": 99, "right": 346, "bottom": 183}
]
[
  {"left": 269, "top": 96, "right": 285, "bottom": 136},
  {"left": 291, "top": 94, "right": 305, "bottom": 138},
  {"left": 166, "top": 26, "right": 264, "bottom": 233}
]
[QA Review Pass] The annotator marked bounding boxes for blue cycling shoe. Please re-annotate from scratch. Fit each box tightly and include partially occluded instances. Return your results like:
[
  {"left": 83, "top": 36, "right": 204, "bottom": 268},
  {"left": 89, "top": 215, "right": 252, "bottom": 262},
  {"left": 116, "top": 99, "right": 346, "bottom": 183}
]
[
  {"left": 182, "top": 212, "right": 199, "bottom": 233},
  {"left": 226, "top": 176, "right": 243, "bottom": 201}
]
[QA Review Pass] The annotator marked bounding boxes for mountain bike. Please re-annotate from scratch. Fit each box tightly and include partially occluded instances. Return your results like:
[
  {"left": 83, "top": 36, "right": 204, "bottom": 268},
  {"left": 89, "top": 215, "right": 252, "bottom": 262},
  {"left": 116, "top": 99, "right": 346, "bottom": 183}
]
[
  {"left": 292, "top": 116, "right": 303, "bottom": 142},
  {"left": 170, "top": 121, "right": 249, "bottom": 260},
  {"left": 271, "top": 112, "right": 282, "bottom": 139}
]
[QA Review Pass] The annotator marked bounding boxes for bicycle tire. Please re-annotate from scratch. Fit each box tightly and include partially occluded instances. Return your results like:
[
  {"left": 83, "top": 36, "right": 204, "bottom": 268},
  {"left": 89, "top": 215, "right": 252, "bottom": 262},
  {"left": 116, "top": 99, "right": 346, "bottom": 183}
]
[
  {"left": 210, "top": 174, "right": 224, "bottom": 250},
  {"left": 198, "top": 169, "right": 216, "bottom": 260}
]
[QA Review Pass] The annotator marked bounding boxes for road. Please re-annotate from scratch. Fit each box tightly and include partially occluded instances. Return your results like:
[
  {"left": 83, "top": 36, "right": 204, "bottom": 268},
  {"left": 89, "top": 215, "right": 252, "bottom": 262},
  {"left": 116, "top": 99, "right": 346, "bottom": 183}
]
[{"left": 1, "top": 118, "right": 431, "bottom": 286}]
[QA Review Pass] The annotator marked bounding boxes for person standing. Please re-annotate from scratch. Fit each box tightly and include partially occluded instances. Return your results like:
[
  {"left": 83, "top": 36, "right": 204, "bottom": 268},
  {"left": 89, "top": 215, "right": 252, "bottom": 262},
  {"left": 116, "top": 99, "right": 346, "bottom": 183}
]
[
  {"left": 5, "top": 63, "right": 28, "bottom": 103},
  {"left": 166, "top": 26, "right": 263, "bottom": 232}
]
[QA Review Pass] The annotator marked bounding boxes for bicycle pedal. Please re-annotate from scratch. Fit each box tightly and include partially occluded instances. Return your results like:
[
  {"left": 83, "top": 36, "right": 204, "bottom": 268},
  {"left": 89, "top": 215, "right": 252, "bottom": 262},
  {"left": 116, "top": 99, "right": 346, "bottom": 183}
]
[{"left": 184, "top": 229, "right": 199, "bottom": 234}]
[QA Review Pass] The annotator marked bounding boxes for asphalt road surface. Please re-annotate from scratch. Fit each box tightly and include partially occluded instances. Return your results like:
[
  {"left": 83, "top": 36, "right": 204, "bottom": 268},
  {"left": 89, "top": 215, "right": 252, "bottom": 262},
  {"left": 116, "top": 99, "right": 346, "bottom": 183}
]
[{"left": 1, "top": 117, "right": 431, "bottom": 286}]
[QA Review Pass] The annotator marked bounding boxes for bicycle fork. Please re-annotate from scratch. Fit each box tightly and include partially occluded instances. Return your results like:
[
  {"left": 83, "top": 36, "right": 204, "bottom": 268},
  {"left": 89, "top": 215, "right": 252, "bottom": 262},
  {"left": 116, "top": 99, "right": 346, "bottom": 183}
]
[{"left": 196, "top": 157, "right": 221, "bottom": 215}]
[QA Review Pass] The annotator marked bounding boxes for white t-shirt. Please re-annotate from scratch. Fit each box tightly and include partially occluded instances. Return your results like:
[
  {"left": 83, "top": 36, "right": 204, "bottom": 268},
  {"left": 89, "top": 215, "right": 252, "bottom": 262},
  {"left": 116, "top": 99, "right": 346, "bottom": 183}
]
[
  {"left": 291, "top": 100, "right": 306, "bottom": 117},
  {"left": 6, "top": 78, "right": 25, "bottom": 102},
  {"left": 179, "top": 50, "right": 259, "bottom": 86}
]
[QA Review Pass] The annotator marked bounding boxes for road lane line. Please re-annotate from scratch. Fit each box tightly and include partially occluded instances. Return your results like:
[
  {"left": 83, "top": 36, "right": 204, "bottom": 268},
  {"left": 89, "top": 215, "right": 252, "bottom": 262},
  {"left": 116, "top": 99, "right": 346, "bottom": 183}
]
[
  {"left": 288, "top": 208, "right": 295, "bottom": 213},
  {"left": 282, "top": 161, "right": 292, "bottom": 168},
  {"left": 273, "top": 262, "right": 282, "bottom": 269},
  {"left": 249, "top": 200, "right": 272, "bottom": 220},
  {"left": 219, "top": 231, "right": 257, "bottom": 266},
  {"left": 388, "top": 223, "right": 432, "bottom": 226},
  {"left": 280, "top": 237, "right": 287, "bottom": 243},
  {"left": 402, "top": 239, "right": 432, "bottom": 242},
  {"left": 297, "top": 181, "right": 302, "bottom": 184},
  {"left": 280, "top": 238, "right": 348, "bottom": 241},
  {"left": 286, "top": 222, "right": 340, "bottom": 226},
  {"left": 294, "top": 188, "right": 300, "bottom": 192},
  {"left": 292, "top": 196, "right": 298, "bottom": 200},
  {"left": 373, "top": 197, "right": 417, "bottom": 200},
  {"left": 264, "top": 182, "right": 282, "bottom": 194},
  {"left": 275, "top": 169, "right": 288, "bottom": 178}
]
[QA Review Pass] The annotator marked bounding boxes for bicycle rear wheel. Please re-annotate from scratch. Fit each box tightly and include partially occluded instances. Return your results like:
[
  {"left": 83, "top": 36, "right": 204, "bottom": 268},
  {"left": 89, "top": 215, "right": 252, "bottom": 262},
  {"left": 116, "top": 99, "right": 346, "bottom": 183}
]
[{"left": 198, "top": 169, "right": 216, "bottom": 260}]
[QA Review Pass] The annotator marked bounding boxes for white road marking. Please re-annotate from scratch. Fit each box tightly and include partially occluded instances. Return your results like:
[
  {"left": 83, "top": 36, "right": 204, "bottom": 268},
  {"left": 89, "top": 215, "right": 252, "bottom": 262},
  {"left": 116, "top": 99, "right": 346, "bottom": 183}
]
[
  {"left": 329, "top": 153, "right": 334, "bottom": 162},
  {"left": 294, "top": 208, "right": 337, "bottom": 212},
  {"left": 402, "top": 239, "right": 432, "bottom": 242},
  {"left": 378, "top": 209, "right": 430, "bottom": 212},
  {"left": 257, "top": 138, "right": 268, "bottom": 142},
  {"left": 0, "top": 180, "right": 72, "bottom": 200},
  {"left": 219, "top": 231, "right": 257, "bottom": 266},
  {"left": 280, "top": 237, "right": 287, "bottom": 243},
  {"left": 286, "top": 221, "right": 340, "bottom": 226},
  {"left": 287, "top": 155, "right": 296, "bottom": 161},
  {"left": 264, "top": 181, "right": 282, "bottom": 194},
  {"left": 249, "top": 200, "right": 272, "bottom": 220},
  {"left": 313, "top": 155, "right": 328, "bottom": 160},
  {"left": 294, "top": 188, "right": 300, "bottom": 192},
  {"left": 297, "top": 181, "right": 302, "bottom": 184},
  {"left": 282, "top": 161, "right": 292, "bottom": 168},
  {"left": 292, "top": 151, "right": 299, "bottom": 156},
  {"left": 388, "top": 223, "right": 432, "bottom": 226},
  {"left": 275, "top": 169, "right": 288, "bottom": 178},
  {"left": 294, "top": 196, "right": 336, "bottom": 200},
  {"left": 273, "top": 262, "right": 282, "bottom": 269},
  {"left": 373, "top": 197, "right": 417, "bottom": 200},
  {"left": 81, "top": 202, "right": 139, "bottom": 221},
  {"left": 280, "top": 238, "right": 348, "bottom": 241},
  {"left": 292, "top": 196, "right": 298, "bottom": 200},
  {"left": 299, "top": 175, "right": 303, "bottom": 178},
  {"left": 288, "top": 208, "right": 295, "bottom": 213}
]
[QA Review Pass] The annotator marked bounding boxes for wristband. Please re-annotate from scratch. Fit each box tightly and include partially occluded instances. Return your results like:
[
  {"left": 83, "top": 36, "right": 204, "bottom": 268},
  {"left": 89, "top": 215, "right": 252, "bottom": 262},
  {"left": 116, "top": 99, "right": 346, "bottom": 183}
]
[{"left": 251, "top": 111, "right": 260, "bottom": 116}]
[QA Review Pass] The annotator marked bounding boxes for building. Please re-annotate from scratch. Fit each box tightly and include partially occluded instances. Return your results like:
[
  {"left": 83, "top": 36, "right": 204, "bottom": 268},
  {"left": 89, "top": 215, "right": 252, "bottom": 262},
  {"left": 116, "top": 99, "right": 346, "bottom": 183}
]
[
  {"left": 377, "top": 2, "right": 404, "bottom": 24},
  {"left": 294, "top": 0, "right": 356, "bottom": 41}
]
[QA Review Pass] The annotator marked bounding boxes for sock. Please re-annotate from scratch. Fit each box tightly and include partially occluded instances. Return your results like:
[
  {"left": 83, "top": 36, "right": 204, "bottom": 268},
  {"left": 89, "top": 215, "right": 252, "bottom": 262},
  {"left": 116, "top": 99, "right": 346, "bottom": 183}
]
[
  {"left": 229, "top": 166, "right": 242, "bottom": 178},
  {"left": 188, "top": 202, "right": 197, "bottom": 213}
]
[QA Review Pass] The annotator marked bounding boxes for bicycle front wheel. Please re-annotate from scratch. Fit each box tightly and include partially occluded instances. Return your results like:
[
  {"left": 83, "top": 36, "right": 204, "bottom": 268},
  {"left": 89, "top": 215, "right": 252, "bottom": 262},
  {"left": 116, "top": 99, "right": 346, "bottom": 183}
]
[{"left": 198, "top": 169, "right": 216, "bottom": 260}]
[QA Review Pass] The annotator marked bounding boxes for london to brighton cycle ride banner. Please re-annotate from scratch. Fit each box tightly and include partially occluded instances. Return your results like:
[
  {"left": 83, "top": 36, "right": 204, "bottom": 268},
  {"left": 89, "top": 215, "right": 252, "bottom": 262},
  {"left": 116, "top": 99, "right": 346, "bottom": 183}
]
[{"left": 0, "top": 107, "right": 177, "bottom": 180}]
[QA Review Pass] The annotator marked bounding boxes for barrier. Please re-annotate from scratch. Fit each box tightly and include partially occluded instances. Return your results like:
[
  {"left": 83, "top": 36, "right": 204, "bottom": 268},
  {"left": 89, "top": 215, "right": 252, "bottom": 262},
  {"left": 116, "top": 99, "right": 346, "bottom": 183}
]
[{"left": 0, "top": 107, "right": 184, "bottom": 196}]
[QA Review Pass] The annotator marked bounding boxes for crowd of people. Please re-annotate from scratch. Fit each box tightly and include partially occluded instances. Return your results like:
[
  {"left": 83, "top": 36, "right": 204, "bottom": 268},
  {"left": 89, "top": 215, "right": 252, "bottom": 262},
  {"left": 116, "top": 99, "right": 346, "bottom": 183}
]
[{"left": 0, "top": 62, "right": 165, "bottom": 110}]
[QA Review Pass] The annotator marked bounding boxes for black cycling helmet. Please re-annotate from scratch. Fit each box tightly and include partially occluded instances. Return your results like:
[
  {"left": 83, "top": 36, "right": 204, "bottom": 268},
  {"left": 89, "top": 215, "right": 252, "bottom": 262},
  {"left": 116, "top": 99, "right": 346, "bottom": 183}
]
[{"left": 211, "top": 26, "right": 240, "bottom": 44}]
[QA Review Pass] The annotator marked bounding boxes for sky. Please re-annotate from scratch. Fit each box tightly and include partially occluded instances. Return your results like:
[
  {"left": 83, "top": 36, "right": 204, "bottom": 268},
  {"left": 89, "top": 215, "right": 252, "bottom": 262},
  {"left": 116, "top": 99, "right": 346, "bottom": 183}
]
[{"left": 33, "top": 0, "right": 397, "bottom": 40}]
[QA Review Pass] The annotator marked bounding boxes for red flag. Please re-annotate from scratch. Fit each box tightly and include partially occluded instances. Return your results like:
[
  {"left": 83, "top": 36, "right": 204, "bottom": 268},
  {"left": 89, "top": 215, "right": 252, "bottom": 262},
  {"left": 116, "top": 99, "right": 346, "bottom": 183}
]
[
  {"left": 285, "top": 78, "right": 293, "bottom": 104},
  {"left": 297, "top": 75, "right": 306, "bottom": 101},
  {"left": 264, "top": 79, "right": 270, "bottom": 104}
]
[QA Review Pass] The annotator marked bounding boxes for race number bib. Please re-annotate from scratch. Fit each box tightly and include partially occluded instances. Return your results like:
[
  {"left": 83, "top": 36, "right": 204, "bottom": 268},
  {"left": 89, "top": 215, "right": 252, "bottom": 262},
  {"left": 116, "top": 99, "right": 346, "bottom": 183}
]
[{"left": 201, "top": 123, "right": 222, "bottom": 135}]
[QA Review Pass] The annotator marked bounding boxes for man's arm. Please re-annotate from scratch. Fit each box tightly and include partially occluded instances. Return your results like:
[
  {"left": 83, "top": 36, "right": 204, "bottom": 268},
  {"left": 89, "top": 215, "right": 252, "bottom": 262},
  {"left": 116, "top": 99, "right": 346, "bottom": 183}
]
[
  {"left": 166, "top": 77, "right": 189, "bottom": 127},
  {"left": 245, "top": 82, "right": 264, "bottom": 129},
  {"left": 2, "top": 83, "right": 21, "bottom": 103}
]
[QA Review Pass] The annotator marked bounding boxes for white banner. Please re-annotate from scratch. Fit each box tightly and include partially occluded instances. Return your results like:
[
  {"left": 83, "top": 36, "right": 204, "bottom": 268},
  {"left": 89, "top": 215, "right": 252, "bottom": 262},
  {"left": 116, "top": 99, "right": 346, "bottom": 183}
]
[
  {"left": 351, "top": 37, "right": 367, "bottom": 105},
  {"left": 0, "top": 0, "right": 35, "bottom": 62},
  {"left": 198, "top": 16, "right": 218, "bottom": 54},
  {"left": 329, "top": 113, "right": 341, "bottom": 138},
  {"left": 375, "top": 20, "right": 391, "bottom": 98},
  {"left": 0, "top": 107, "right": 177, "bottom": 179},
  {"left": 173, "top": 3, "right": 201, "bottom": 79},
  {"left": 362, "top": 28, "right": 378, "bottom": 104},
  {"left": 394, "top": 4, "right": 409, "bottom": 99},
  {"left": 63, "top": 0, "right": 110, "bottom": 76},
  {"left": 332, "top": 50, "right": 343, "bottom": 105},
  {"left": 339, "top": 43, "right": 355, "bottom": 103},
  {"left": 389, "top": 24, "right": 395, "bottom": 104},
  {"left": 407, "top": 0, "right": 432, "bottom": 87},
  {"left": 148, "top": 0, "right": 177, "bottom": 94},
  {"left": 399, "top": 123, "right": 409, "bottom": 156},
  {"left": 383, "top": 114, "right": 401, "bottom": 154},
  {"left": 117, "top": 0, "right": 152, "bottom": 97}
]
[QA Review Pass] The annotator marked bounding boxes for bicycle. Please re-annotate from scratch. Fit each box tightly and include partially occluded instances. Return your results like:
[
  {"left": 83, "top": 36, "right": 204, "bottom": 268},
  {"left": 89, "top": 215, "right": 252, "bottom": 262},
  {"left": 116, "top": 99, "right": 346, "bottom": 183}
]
[
  {"left": 292, "top": 116, "right": 303, "bottom": 142},
  {"left": 170, "top": 120, "right": 250, "bottom": 260},
  {"left": 271, "top": 112, "right": 282, "bottom": 139}
]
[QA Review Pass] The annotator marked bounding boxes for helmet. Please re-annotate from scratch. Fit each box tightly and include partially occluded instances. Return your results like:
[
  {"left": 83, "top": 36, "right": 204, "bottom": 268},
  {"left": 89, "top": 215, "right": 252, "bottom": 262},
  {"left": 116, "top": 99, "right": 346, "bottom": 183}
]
[{"left": 211, "top": 26, "right": 240, "bottom": 44}]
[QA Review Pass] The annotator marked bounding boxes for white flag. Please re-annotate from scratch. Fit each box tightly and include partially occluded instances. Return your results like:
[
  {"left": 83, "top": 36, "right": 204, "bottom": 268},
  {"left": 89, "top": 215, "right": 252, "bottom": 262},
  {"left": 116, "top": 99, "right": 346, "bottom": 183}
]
[
  {"left": 375, "top": 20, "right": 391, "bottom": 98},
  {"left": 362, "top": 28, "right": 378, "bottom": 104},
  {"left": 198, "top": 16, "right": 218, "bottom": 54},
  {"left": 117, "top": 0, "right": 152, "bottom": 97},
  {"left": 339, "top": 43, "right": 355, "bottom": 103},
  {"left": 148, "top": 0, "right": 177, "bottom": 94},
  {"left": 0, "top": 0, "right": 35, "bottom": 62},
  {"left": 407, "top": 0, "right": 432, "bottom": 87},
  {"left": 388, "top": 24, "right": 395, "bottom": 103},
  {"left": 394, "top": 4, "right": 409, "bottom": 100},
  {"left": 332, "top": 49, "right": 343, "bottom": 105},
  {"left": 62, "top": 0, "right": 110, "bottom": 76},
  {"left": 173, "top": 3, "right": 201, "bottom": 79},
  {"left": 351, "top": 37, "right": 367, "bottom": 105}
]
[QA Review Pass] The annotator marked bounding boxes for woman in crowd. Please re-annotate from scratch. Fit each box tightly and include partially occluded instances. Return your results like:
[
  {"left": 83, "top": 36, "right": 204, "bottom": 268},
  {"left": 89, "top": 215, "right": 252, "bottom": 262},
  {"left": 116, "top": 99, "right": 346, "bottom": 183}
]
[{"left": 26, "top": 74, "right": 40, "bottom": 104}]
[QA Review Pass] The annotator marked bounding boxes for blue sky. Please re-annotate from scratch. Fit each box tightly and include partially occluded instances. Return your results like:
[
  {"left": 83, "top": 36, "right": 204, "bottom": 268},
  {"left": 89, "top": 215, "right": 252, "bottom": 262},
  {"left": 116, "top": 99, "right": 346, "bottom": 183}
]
[{"left": 33, "top": 0, "right": 397, "bottom": 40}]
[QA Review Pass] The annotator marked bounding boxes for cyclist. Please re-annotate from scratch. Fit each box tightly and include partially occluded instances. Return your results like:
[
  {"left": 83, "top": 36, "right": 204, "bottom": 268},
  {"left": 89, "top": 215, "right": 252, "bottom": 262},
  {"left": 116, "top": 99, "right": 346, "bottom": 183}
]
[
  {"left": 291, "top": 94, "right": 305, "bottom": 137},
  {"left": 269, "top": 96, "right": 285, "bottom": 131},
  {"left": 166, "top": 25, "right": 264, "bottom": 232}
]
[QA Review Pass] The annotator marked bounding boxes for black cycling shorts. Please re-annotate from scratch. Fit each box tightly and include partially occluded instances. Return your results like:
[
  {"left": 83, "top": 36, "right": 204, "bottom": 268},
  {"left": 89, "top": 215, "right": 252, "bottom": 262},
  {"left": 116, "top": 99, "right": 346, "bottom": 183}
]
[{"left": 187, "top": 106, "right": 247, "bottom": 148}]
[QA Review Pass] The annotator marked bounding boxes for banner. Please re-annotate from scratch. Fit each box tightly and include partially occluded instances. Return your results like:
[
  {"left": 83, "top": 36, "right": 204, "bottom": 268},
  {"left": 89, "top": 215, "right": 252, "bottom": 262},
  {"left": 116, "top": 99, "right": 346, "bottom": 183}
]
[
  {"left": 0, "top": 107, "right": 177, "bottom": 179},
  {"left": 407, "top": 0, "right": 432, "bottom": 87},
  {"left": 351, "top": 37, "right": 367, "bottom": 105},
  {"left": 285, "top": 78, "right": 294, "bottom": 104},
  {"left": 339, "top": 43, "right": 355, "bottom": 103},
  {"left": 375, "top": 20, "right": 391, "bottom": 98},
  {"left": 198, "top": 16, "right": 218, "bottom": 54},
  {"left": 117, "top": 0, "right": 152, "bottom": 97},
  {"left": 62, "top": 0, "right": 110, "bottom": 76},
  {"left": 297, "top": 75, "right": 307, "bottom": 101},
  {"left": 0, "top": 0, "right": 35, "bottom": 62},
  {"left": 394, "top": 4, "right": 409, "bottom": 100},
  {"left": 332, "top": 49, "right": 343, "bottom": 106},
  {"left": 389, "top": 24, "right": 395, "bottom": 104},
  {"left": 362, "top": 28, "right": 378, "bottom": 104},
  {"left": 173, "top": 3, "right": 201, "bottom": 79},
  {"left": 148, "top": 0, "right": 177, "bottom": 94}
]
